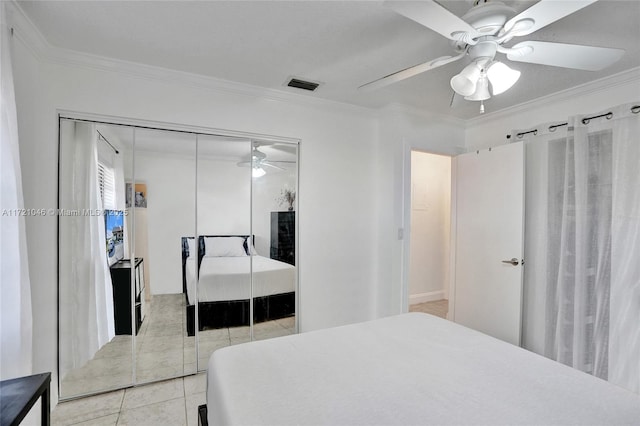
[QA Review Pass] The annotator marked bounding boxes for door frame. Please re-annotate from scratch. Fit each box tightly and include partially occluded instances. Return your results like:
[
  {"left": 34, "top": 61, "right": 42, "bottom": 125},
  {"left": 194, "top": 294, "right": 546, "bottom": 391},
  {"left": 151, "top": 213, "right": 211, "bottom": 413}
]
[{"left": 401, "top": 143, "right": 458, "bottom": 319}]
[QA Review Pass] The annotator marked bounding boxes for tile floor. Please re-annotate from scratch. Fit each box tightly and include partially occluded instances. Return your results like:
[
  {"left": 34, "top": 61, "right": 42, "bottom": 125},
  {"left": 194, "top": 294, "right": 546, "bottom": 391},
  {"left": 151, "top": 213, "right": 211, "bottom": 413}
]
[
  {"left": 52, "top": 373, "right": 206, "bottom": 426},
  {"left": 60, "top": 293, "right": 295, "bottom": 398},
  {"left": 409, "top": 299, "right": 449, "bottom": 319}
]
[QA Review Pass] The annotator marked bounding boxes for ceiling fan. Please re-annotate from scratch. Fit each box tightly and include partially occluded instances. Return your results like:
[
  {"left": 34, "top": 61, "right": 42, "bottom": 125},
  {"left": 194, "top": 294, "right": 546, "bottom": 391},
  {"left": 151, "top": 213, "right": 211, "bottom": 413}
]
[
  {"left": 359, "top": 0, "right": 625, "bottom": 113},
  {"left": 237, "top": 144, "right": 295, "bottom": 177}
]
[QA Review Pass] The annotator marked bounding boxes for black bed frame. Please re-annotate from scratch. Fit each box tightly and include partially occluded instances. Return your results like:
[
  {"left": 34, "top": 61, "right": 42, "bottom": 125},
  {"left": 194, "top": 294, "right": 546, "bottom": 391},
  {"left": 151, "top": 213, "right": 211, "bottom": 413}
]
[
  {"left": 182, "top": 236, "right": 294, "bottom": 336},
  {"left": 198, "top": 404, "right": 208, "bottom": 426}
]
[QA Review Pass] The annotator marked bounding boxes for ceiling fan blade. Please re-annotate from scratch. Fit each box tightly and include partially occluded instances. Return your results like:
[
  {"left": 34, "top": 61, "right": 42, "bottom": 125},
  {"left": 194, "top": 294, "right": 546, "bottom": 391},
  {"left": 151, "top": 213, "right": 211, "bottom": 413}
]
[
  {"left": 503, "top": 0, "right": 598, "bottom": 38},
  {"left": 507, "top": 41, "right": 625, "bottom": 71},
  {"left": 237, "top": 161, "right": 251, "bottom": 167},
  {"left": 385, "top": 0, "right": 480, "bottom": 43},
  {"left": 262, "top": 162, "right": 285, "bottom": 171},
  {"left": 359, "top": 53, "right": 465, "bottom": 92}
]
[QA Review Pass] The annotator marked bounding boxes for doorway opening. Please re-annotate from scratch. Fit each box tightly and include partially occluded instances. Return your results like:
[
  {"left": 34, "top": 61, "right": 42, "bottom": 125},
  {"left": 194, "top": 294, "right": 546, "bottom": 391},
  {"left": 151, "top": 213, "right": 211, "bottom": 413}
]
[{"left": 407, "top": 150, "right": 452, "bottom": 319}]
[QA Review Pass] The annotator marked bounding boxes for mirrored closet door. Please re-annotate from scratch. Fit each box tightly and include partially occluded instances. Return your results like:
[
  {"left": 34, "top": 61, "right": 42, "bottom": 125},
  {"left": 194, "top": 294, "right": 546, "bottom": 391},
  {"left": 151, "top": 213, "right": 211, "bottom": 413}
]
[
  {"left": 195, "top": 135, "right": 252, "bottom": 367},
  {"left": 132, "top": 128, "right": 197, "bottom": 383},
  {"left": 194, "top": 138, "right": 299, "bottom": 370},
  {"left": 250, "top": 141, "right": 298, "bottom": 343},
  {"left": 58, "top": 117, "right": 299, "bottom": 398},
  {"left": 59, "top": 119, "right": 135, "bottom": 398}
]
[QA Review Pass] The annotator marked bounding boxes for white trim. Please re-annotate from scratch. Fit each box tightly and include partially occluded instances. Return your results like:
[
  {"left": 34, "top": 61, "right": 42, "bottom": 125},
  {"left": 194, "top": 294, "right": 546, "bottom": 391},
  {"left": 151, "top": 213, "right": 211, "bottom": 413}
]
[
  {"left": 402, "top": 147, "right": 455, "bottom": 315},
  {"left": 448, "top": 157, "right": 458, "bottom": 322},
  {"left": 409, "top": 291, "right": 447, "bottom": 305},
  {"left": 400, "top": 138, "right": 410, "bottom": 314}
]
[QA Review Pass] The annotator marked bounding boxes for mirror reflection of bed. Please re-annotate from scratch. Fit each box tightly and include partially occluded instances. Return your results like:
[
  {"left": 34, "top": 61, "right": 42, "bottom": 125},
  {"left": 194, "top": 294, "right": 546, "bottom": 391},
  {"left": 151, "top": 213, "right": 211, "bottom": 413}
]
[
  {"left": 182, "top": 235, "right": 296, "bottom": 365},
  {"left": 193, "top": 136, "right": 298, "bottom": 369}
]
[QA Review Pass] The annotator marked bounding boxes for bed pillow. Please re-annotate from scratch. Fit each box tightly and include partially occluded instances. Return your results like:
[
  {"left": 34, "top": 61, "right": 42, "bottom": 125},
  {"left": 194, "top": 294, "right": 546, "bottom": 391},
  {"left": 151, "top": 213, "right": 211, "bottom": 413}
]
[{"left": 204, "top": 236, "right": 248, "bottom": 257}]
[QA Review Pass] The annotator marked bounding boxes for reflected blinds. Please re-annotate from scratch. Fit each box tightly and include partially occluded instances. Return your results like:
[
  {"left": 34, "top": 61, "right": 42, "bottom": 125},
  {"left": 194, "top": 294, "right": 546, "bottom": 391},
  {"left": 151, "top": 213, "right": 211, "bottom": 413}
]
[{"left": 97, "top": 162, "right": 116, "bottom": 210}]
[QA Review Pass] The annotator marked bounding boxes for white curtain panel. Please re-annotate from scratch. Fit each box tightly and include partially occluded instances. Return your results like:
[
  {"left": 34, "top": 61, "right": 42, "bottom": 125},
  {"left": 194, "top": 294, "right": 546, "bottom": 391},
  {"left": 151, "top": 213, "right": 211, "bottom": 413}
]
[
  {"left": 522, "top": 102, "right": 640, "bottom": 393},
  {"left": 520, "top": 123, "right": 561, "bottom": 356},
  {"left": 606, "top": 103, "right": 640, "bottom": 393},
  {"left": 59, "top": 121, "right": 115, "bottom": 381},
  {"left": 0, "top": 1, "right": 33, "bottom": 380}
]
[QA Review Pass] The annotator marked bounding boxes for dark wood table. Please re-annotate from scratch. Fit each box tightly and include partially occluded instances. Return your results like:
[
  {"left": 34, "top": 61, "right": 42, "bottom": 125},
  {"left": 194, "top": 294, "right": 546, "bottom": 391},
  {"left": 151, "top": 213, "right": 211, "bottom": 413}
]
[{"left": 0, "top": 372, "right": 51, "bottom": 426}]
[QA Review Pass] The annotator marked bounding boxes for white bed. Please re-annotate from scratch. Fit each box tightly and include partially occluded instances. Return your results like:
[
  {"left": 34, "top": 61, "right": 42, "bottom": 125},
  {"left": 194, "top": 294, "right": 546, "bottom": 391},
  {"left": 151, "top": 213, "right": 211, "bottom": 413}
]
[
  {"left": 206, "top": 312, "right": 640, "bottom": 425},
  {"left": 185, "top": 255, "right": 295, "bottom": 304}
]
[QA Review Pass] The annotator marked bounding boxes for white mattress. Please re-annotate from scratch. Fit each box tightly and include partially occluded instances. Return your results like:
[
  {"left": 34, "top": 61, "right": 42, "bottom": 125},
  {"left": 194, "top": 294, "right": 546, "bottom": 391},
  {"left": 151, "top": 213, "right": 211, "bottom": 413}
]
[
  {"left": 207, "top": 312, "right": 640, "bottom": 425},
  {"left": 186, "top": 255, "right": 295, "bottom": 304}
]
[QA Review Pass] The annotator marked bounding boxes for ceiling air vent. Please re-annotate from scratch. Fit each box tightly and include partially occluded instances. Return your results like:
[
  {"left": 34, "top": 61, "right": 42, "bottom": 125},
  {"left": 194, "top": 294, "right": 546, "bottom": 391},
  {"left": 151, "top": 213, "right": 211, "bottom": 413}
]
[{"left": 286, "top": 78, "right": 320, "bottom": 92}]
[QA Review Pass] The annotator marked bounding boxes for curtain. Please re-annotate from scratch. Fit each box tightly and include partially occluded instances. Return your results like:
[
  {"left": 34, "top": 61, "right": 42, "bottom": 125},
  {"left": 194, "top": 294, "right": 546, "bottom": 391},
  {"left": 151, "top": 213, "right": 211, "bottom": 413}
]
[
  {"left": 59, "top": 120, "right": 115, "bottom": 381},
  {"left": 0, "top": 1, "right": 33, "bottom": 380},
  {"left": 522, "top": 102, "right": 640, "bottom": 393},
  {"left": 608, "top": 104, "right": 640, "bottom": 393}
]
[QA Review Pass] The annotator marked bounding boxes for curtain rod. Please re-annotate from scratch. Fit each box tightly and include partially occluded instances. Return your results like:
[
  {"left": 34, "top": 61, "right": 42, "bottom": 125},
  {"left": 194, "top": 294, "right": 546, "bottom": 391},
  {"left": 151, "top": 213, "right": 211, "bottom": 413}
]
[
  {"left": 506, "top": 104, "right": 639, "bottom": 140},
  {"left": 97, "top": 130, "right": 119, "bottom": 154}
]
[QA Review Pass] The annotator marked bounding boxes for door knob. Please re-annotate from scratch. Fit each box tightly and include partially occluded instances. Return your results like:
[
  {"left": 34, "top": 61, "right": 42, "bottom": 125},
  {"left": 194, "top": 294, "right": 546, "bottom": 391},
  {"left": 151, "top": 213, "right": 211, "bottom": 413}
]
[{"left": 501, "top": 258, "right": 520, "bottom": 266}]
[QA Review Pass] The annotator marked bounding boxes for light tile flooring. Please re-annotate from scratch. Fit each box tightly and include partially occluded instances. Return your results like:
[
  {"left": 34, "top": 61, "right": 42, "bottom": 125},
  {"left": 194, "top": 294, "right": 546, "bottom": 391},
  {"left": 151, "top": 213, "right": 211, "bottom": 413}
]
[
  {"left": 53, "top": 373, "right": 206, "bottom": 426},
  {"left": 409, "top": 299, "right": 449, "bottom": 319},
  {"left": 60, "top": 293, "right": 295, "bottom": 398}
]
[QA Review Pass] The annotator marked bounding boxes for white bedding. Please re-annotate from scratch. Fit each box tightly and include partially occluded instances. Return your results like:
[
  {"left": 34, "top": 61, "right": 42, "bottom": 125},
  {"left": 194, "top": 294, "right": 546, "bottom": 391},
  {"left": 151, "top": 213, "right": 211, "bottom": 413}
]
[
  {"left": 207, "top": 312, "right": 640, "bottom": 425},
  {"left": 186, "top": 255, "right": 295, "bottom": 304}
]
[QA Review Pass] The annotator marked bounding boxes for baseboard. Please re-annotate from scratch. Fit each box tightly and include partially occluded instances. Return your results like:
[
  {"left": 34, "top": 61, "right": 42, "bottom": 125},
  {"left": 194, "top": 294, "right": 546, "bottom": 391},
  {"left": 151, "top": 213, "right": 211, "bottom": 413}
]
[{"left": 409, "top": 291, "right": 446, "bottom": 305}]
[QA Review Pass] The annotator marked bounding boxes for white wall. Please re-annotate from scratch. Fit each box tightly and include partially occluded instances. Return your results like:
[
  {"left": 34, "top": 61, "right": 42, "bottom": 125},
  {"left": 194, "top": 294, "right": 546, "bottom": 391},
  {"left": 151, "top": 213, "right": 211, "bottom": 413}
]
[
  {"left": 409, "top": 151, "right": 451, "bottom": 303},
  {"left": 133, "top": 150, "right": 197, "bottom": 295}
]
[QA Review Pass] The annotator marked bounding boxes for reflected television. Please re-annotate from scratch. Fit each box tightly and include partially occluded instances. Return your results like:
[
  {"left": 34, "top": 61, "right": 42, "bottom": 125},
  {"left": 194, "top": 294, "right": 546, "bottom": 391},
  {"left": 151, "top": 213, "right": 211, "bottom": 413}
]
[{"left": 105, "top": 209, "right": 125, "bottom": 266}]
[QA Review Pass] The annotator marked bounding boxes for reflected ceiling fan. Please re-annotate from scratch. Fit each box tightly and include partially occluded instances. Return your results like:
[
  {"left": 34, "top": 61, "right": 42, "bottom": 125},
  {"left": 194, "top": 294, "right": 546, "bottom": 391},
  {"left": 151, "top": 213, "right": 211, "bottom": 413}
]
[
  {"left": 359, "top": 0, "right": 625, "bottom": 113},
  {"left": 237, "top": 144, "right": 295, "bottom": 178}
]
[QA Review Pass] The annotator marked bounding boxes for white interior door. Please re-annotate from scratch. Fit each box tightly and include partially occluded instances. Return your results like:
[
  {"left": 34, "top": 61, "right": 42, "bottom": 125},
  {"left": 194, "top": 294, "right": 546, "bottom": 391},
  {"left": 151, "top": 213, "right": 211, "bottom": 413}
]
[{"left": 454, "top": 142, "right": 524, "bottom": 345}]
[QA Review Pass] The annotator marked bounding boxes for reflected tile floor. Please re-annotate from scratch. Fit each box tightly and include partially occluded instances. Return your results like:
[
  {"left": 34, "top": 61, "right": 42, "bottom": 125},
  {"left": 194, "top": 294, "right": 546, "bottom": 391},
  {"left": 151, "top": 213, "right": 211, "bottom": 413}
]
[
  {"left": 409, "top": 299, "right": 449, "bottom": 319},
  {"left": 60, "top": 293, "right": 295, "bottom": 398},
  {"left": 52, "top": 374, "right": 206, "bottom": 426}
]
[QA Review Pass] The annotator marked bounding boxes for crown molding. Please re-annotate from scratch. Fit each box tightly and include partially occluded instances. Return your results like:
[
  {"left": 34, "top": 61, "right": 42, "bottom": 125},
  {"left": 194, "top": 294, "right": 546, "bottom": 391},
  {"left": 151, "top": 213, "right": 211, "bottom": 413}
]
[
  {"left": 465, "top": 66, "right": 640, "bottom": 128},
  {"left": 6, "top": 1, "right": 49, "bottom": 60},
  {"left": 7, "top": 1, "right": 377, "bottom": 119}
]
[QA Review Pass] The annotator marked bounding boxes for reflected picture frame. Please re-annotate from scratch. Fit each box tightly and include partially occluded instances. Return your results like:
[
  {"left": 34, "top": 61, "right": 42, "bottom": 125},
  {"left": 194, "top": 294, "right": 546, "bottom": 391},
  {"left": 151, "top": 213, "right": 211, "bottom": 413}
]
[{"left": 126, "top": 182, "right": 147, "bottom": 208}]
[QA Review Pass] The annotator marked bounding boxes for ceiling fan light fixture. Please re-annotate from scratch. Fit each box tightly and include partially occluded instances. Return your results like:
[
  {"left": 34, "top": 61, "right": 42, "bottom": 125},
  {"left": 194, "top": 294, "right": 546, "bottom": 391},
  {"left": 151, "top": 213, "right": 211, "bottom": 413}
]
[
  {"left": 450, "top": 62, "right": 482, "bottom": 96},
  {"left": 487, "top": 61, "right": 521, "bottom": 95},
  {"left": 252, "top": 166, "right": 266, "bottom": 178},
  {"left": 464, "top": 74, "right": 490, "bottom": 101}
]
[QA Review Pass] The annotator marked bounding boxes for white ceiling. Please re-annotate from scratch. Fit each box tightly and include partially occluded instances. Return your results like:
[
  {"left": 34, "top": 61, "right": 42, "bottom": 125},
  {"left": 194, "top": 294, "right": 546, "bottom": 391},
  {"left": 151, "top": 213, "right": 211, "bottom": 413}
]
[{"left": 18, "top": 0, "right": 640, "bottom": 119}]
